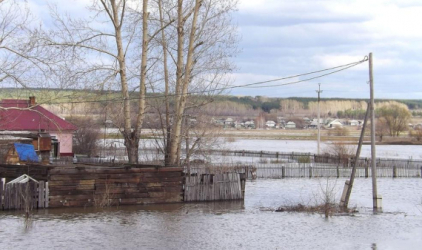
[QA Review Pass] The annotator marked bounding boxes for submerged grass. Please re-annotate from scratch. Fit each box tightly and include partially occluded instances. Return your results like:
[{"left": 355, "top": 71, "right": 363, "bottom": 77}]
[{"left": 275, "top": 203, "right": 358, "bottom": 217}]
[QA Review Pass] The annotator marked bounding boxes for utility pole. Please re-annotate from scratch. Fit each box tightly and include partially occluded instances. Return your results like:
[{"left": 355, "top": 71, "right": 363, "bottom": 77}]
[
  {"left": 340, "top": 102, "right": 370, "bottom": 209},
  {"left": 316, "top": 83, "right": 323, "bottom": 155},
  {"left": 369, "top": 52, "right": 381, "bottom": 212}
]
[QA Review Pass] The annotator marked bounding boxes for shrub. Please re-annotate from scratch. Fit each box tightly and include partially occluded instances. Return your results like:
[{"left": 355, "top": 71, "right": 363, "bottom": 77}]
[
  {"left": 409, "top": 128, "right": 422, "bottom": 141},
  {"left": 297, "top": 156, "right": 311, "bottom": 163},
  {"left": 70, "top": 117, "right": 101, "bottom": 157}
]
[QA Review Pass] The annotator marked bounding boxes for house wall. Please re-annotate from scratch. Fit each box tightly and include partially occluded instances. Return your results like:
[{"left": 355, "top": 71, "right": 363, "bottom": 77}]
[{"left": 51, "top": 132, "right": 73, "bottom": 156}]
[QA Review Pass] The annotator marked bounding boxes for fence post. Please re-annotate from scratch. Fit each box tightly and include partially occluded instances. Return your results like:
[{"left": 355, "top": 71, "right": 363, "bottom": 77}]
[
  {"left": 337, "top": 166, "right": 340, "bottom": 178},
  {"left": 0, "top": 179, "right": 3, "bottom": 210},
  {"left": 365, "top": 165, "right": 369, "bottom": 178},
  {"left": 38, "top": 181, "right": 45, "bottom": 209},
  {"left": 260, "top": 151, "right": 263, "bottom": 157},
  {"left": 393, "top": 166, "right": 397, "bottom": 178},
  {"left": 309, "top": 166, "right": 312, "bottom": 178},
  {"left": 282, "top": 166, "right": 285, "bottom": 178},
  {"left": 420, "top": 166, "right": 422, "bottom": 178}
]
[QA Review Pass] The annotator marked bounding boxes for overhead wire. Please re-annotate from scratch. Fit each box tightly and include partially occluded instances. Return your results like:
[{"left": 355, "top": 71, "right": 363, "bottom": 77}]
[
  {"left": 243, "top": 60, "right": 364, "bottom": 89},
  {"left": 2, "top": 56, "right": 368, "bottom": 105}
]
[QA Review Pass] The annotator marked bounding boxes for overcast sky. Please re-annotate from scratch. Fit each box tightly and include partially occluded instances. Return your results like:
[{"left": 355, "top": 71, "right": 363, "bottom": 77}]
[
  {"left": 232, "top": 0, "right": 422, "bottom": 99},
  {"left": 27, "top": 0, "right": 422, "bottom": 99}
]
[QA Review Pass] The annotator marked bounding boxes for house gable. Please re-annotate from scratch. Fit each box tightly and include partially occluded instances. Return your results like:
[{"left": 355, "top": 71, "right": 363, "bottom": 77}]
[{"left": 0, "top": 98, "right": 77, "bottom": 132}]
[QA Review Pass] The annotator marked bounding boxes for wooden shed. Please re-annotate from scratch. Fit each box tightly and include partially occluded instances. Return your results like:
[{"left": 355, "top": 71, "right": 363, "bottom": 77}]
[{"left": 5, "top": 143, "right": 40, "bottom": 165}]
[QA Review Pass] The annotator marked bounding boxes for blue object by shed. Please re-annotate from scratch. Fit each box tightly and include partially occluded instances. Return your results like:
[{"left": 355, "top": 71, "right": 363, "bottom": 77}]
[{"left": 14, "top": 143, "right": 39, "bottom": 162}]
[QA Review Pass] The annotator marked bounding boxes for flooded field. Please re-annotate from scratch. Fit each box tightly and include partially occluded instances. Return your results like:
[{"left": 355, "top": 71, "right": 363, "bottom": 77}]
[
  {"left": 1, "top": 178, "right": 422, "bottom": 250},
  {"left": 226, "top": 139, "right": 422, "bottom": 160},
  {"left": 100, "top": 138, "right": 422, "bottom": 162}
]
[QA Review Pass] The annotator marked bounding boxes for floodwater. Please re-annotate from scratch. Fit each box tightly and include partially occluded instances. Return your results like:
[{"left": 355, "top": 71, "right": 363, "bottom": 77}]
[
  {"left": 1, "top": 178, "right": 422, "bottom": 250},
  {"left": 100, "top": 138, "right": 422, "bottom": 161},
  {"left": 227, "top": 139, "right": 422, "bottom": 160}
]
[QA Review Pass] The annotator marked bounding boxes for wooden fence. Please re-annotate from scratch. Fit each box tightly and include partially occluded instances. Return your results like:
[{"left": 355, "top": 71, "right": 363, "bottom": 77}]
[
  {"left": 91, "top": 148, "right": 422, "bottom": 170},
  {"left": 48, "top": 166, "right": 184, "bottom": 207},
  {"left": 184, "top": 173, "right": 245, "bottom": 202},
  {"left": 253, "top": 164, "right": 422, "bottom": 178},
  {"left": 187, "top": 163, "right": 422, "bottom": 179},
  {"left": 1, "top": 179, "right": 49, "bottom": 210},
  {"left": 0, "top": 164, "right": 52, "bottom": 182},
  {"left": 0, "top": 179, "right": 3, "bottom": 209}
]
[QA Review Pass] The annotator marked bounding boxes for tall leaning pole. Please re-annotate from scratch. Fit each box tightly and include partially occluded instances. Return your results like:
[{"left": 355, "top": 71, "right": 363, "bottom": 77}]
[{"left": 369, "top": 52, "right": 382, "bottom": 212}]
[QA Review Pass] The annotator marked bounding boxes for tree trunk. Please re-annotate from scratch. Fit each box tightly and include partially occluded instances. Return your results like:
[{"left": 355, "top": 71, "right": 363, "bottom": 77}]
[
  {"left": 167, "top": 0, "right": 185, "bottom": 166},
  {"left": 125, "top": 137, "right": 139, "bottom": 164},
  {"left": 107, "top": 0, "right": 136, "bottom": 163},
  {"left": 168, "top": 0, "right": 202, "bottom": 166},
  {"left": 158, "top": 0, "right": 171, "bottom": 166},
  {"left": 132, "top": 0, "right": 149, "bottom": 164}
]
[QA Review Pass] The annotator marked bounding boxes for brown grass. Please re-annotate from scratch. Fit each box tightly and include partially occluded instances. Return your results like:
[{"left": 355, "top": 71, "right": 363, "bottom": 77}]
[{"left": 275, "top": 203, "right": 357, "bottom": 217}]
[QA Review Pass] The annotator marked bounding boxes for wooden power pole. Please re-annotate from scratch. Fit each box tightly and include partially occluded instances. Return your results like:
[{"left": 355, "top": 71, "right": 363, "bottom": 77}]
[
  {"left": 316, "top": 83, "right": 322, "bottom": 155},
  {"left": 340, "top": 102, "right": 370, "bottom": 209},
  {"left": 369, "top": 52, "right": 382, "bottom": 212}
]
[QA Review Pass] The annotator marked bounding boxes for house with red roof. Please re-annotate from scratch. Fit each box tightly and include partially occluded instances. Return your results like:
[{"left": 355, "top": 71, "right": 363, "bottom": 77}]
[{"left": 0, "top": 97, "right": 78, "bottom": 157}]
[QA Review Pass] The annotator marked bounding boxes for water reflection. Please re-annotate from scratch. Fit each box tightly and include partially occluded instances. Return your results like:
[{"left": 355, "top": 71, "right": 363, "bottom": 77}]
[
  {"left": 14, "top": 200, "right": 245, "bottom": 221},
  {"left": 1, "top": 179, "right": 422, "bottom": 250}
]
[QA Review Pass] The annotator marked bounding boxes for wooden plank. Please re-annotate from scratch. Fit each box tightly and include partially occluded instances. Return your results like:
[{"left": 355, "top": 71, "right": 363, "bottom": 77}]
[
  {"left": 95, "top": 192, "right": 151, "bottom": 199},
  {"left": 49, "top": 189, "right": 95, "bottom": 196},
  {"left": 49, "top": 199, "right": 94, "bottom": 208},
  {"left": 0, "top": 179, "right": 3, "bottom": 209},
  {"left": 94, "top": 187, "right": 148, "bottom": 194},
  {"left": 38, "top": 181, "right": 45, "bottom": 208},
  {"left": 4, "top": 183, "right": 8, "bottom": 210},
  {"left": 49, "top": 194, "right": 94, "bottom": 200},
  {"left": 45, "top": 182, "right": 49, "bottom": 208},
  {"left": 49, "top": 172, "right": 182, "bottom": 181},
  {"left": 32, "top": 182, "right": 37, "bottom": 210},
  {"left": 15, "top": 183, "right": 20, "bottom": 210},
  {"left": 49, "top": 180, "right": 96, "bottom": 186},
  {"left": 48, "top": 167, "right": 182, "bottom": 175}
]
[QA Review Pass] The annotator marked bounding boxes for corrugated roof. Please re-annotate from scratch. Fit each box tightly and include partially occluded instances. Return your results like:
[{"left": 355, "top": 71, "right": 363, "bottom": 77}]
[
  {"left": 0, "top": 99, "right": 77, "bottom": 132},
  {"left": 14, "top": 143, "right": 39, "bottom": 162}
]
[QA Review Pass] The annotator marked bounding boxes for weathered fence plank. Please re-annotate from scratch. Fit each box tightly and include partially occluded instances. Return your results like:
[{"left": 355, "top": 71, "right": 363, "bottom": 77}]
[
  {"left": 0, "top": 179, "right": 3, "bottom": 209},
  {"left": 2, "top": 179, "right": 49, "bottom": 211},
  {"left": 184, "top": 173, "right": 244, "bottom": 202},
  {"left": 38, "top": 181, "right": 45, "bottom": 208}
]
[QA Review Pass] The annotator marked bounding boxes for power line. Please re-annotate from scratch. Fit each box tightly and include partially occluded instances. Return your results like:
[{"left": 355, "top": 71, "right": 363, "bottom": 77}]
[
  {"left": 2, "top": 56, "right": 368, "bottom": 105},
  {"left": 243, "top": 60, "right": 363, "bottom": 89}
]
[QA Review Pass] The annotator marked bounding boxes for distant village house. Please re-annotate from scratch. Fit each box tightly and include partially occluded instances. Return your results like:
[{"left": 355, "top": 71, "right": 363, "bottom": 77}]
[
  {"left": 265, "top": 120, "right": 276, "bottom": 128},
  {"left": 285, "top": 121, "right": 296, "bottom": 129}
]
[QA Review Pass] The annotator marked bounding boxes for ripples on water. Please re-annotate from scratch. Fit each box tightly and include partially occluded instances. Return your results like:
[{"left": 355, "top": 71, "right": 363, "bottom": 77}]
[{"left": 1, "top": 178, "right": 422, "bottom": 250}]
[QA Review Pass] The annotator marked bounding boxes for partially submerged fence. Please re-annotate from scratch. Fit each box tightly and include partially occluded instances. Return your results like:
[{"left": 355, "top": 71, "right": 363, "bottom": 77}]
[
  {"left": 0, "top": 164, "right": 51, "bottom": 181},
  {"left": 48, "top": 166, "right": 183, "bottom": 207},
  {"left": 0, "top": 177, "right": 49, "bottom": 210},
  {"left": 252, "top": 163, "right": 422, "bottom": 178},
  {"left": 1, "top": 163, "right": 250, "bottom": 209},
  {"left": 93, "top": 147, "right": 422, "bottom": 170},
  {"left": 184, "top": 173, "right": 245, "bottom": 202},
  {"left": 187, "top": 162, "right": 422, "bottom": 179}
]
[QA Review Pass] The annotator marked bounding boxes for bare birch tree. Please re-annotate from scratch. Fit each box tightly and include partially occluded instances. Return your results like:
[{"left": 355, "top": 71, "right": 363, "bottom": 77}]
[
  {"left": 39, "top": 0, "right": 160, "bottom": 163},
  {"left": 150, "top": 0, "right": 238, "bottom": 166},
  {"left": 33, "top": 0, "right": 237, "bottom": 165}
]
